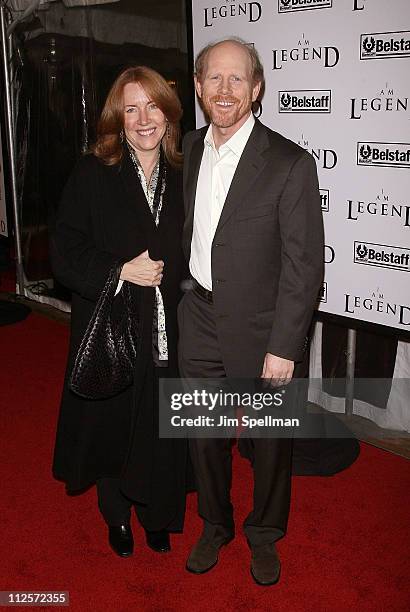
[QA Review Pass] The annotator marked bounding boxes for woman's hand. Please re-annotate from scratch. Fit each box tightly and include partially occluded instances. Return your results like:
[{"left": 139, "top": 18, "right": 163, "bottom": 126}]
[{"left": 120, "top": 250, "right": 164, "bottom": 287}]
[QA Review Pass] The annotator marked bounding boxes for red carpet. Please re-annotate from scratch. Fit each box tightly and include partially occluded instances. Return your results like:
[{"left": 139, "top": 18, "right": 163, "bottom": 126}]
[{"left": 1, "top": 312, "right": 409, "bottom": 611}]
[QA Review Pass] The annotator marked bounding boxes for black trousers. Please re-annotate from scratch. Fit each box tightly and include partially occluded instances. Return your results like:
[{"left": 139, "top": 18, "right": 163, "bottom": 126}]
[
  {"left": 96, "top": 476, "right": 179, "bottom": 531},
  {"left": 96, "top": 363, "right": 186, "bottom": 532},
  {"left": 178, "top": 288, "right": 293, "bottom": 546},
  {"left": 96, "top": 477, "right": 132, "bottom": 526}
]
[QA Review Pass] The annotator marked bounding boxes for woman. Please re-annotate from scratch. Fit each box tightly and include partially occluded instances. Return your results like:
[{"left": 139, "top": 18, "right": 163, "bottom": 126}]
[{"left": 52, "top": 66, "right": 187, "bottom": 557}]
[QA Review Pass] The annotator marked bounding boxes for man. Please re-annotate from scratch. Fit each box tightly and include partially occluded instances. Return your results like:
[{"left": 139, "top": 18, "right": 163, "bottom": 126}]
[{"left": 179, "top": 39, "right": 324, "bottom": 585}]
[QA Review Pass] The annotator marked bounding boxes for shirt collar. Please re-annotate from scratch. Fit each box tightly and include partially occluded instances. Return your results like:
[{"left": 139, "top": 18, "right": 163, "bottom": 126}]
[{"left": 204, "top": 113, "right": 255, "bottom": 157}]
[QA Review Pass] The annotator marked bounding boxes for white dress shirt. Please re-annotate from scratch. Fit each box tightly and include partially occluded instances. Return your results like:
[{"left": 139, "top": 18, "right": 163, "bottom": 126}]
[{"left": 189, "top": 113, "right": 255, "bottom": 291}]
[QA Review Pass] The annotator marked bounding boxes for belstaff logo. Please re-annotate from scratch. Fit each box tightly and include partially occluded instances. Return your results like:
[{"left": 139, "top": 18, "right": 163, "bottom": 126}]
[
  {"left": 320, "top": 189, "right": 329, "bottom": 212},
  {"left": 352, "top": 0, "right": 365, "bottom": 9},
  {"left": 278, "top": 0, "right": 332, "bottom": 12},
  {"left": 350, "top": 85, "right": 408, "bottom": 120},
  {"left": 279, "top": 90, "right": 331, "bottom": 113},
  {"left": 360, "top": 31, "right": 410, "bottom": 59},
  {"left": 347, "top": 188, "right": 410, "bottom": 228},
  {"left": 354, "top": 242, "right": 410, "bottom": 272},
  {"left": 203, "top": 1, "right": 262, "bottom": 27},
  {"left": 272, "top": 33, "right": 339, "bottom": 70},
  {"left": 345, "top": 289, "right": 410, "bottom": 326},
  {"left": 318, "top": 281, "right": 327, "bottom": 303},
  {"left": 357, "top": 142, "right": 410, "bottom": 168}
]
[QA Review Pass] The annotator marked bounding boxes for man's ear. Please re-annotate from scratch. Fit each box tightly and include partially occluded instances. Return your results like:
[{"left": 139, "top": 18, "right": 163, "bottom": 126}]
[
  {"left": 252, "top": 81, "right": 261, "bottom": 102},
  {"left": 194, "top": 75, "right": 203, "bottom": 99}
]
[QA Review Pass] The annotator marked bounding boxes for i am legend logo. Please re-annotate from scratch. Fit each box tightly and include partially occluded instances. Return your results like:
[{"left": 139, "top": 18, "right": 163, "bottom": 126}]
[
  {"left": 203, "top": 1, "right": 262, "bottom": 27},
  {"left": 279, "top": 90, "right": 331, "bottom": 113}
]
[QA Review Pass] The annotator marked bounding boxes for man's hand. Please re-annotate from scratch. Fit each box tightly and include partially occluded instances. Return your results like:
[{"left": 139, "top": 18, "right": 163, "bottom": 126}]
[
  {"left": 261, "top": 353, "right": 294, "bottom": 387},
  {"left": 120, "top": 250, "right": 164, "bottom": 287}
]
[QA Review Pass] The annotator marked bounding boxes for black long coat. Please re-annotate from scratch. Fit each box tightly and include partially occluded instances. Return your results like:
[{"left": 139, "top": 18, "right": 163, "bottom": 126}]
[{"left": 51, "top": 149, "right": 187, "bottom": 530}]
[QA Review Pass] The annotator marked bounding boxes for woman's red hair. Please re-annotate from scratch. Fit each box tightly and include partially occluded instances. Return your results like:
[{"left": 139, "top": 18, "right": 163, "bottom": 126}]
[{"left": 92, "top": 66, "right": 182, "bottom": 168}]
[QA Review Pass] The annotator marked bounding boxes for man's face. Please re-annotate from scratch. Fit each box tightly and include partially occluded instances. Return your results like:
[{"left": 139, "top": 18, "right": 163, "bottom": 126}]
[{"left": 195, "top": 42, "right": 261, "bottom": 134}]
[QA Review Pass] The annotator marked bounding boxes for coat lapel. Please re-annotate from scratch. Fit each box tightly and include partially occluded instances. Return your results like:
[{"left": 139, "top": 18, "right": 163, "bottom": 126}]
[
  {"left": 215, "top": 120, "right": 270, "bottom": 233},
  {"left": 119, "top": 148, "right": 158, "bottom": 237}
]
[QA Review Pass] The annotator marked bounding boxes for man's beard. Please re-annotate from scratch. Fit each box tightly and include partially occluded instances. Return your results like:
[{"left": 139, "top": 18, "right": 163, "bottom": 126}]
[{"left": 203, "top": 95, "right": 251, "bottom": 128}]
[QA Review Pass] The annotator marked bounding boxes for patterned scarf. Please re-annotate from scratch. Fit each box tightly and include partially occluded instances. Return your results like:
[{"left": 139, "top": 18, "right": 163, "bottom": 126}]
[{"left": 127, "top": 142, "right": 168, "bottom": 365}]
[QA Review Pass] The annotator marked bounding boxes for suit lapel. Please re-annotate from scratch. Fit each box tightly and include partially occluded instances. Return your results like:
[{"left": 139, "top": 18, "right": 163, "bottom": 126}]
[
  {"left": 183, "top": 121, "right": 271, "bottom": 258},
  {"left": 215, "top": 120, "right": 270, "bottom": 233},
  {"left": 185, "top": 132, "right": 205, "bottom": 218},
  {"left": 183, "top": 131, "right": 206, "bottom": 259}
]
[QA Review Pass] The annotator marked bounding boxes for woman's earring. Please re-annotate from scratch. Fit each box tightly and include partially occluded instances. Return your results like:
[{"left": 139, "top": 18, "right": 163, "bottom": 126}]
[
  {"left": 119, "top": 129, "right": 124, "bottom": 143},
  {"left": 166, "top": 121, "right": 170, "bottom": 139}
]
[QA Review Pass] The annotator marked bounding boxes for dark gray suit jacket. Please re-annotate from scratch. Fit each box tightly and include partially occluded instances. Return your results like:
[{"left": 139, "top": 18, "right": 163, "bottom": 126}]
[{"left": 183, "top": 119, "right": 324, "bottom": 378}]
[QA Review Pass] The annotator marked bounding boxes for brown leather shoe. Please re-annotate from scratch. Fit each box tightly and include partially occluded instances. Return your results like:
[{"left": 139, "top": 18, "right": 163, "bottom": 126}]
[
  {"left": 186, "top": 536, "right": 233, "bottom": 574},
  {"left": 250, "top": 542, "right": 281, "bottom": 586}
]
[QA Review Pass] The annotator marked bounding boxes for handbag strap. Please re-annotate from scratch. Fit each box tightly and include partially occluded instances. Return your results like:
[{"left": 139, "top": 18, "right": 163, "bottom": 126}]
[{"left": 98, "top": 262, "right": 124, "bottom": 309}]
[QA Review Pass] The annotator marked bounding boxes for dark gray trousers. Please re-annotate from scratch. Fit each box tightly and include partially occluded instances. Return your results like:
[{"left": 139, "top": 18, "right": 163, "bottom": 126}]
[{"left": 178, "top": 288, "right": 292, "bottom": 546}]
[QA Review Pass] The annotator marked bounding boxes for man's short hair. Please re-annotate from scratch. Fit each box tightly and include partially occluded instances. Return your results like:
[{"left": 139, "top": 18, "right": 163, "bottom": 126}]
[{"left": 194, "top": 37, "right": 265, "bottom": 88}]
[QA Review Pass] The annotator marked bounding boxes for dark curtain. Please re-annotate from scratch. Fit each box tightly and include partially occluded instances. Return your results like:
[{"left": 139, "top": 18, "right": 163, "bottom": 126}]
[{"left": 14, "top": 3, "right": 194, "bottom": 297}]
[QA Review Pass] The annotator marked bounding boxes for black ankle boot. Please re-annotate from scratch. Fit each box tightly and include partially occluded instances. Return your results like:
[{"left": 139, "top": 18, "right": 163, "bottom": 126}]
[
  {"left": 108, "top": 524, "right": 134, "bottom": 557},
  {"left": 145, "top": 529, "right": 171, "bottom": 553}
]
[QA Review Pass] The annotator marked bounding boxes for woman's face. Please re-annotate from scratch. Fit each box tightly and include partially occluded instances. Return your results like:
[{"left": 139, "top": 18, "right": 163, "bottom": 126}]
[{"left": 123, "top": 82, "right": 167, "bottom": 157}]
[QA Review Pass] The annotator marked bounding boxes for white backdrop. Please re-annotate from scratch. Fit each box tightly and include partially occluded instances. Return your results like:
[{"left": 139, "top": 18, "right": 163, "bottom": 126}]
[
  {"left": 190, "top": 0, "right": 410, "bottom": 431},
  {"left": 0, "top": 124, "right": 8, "bottom": 237},
  {"left": 191, "top": 0, "right": 410, "bottom": 332}
]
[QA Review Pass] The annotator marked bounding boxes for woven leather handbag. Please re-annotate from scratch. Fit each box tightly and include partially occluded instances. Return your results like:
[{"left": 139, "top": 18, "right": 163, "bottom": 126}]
[{"left": 69, "top": 262, "right": 140, "bottom": 400}]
